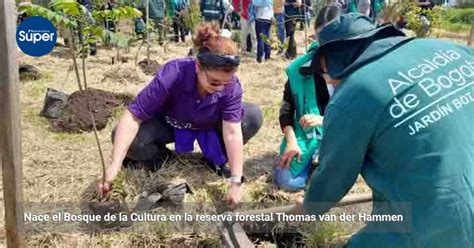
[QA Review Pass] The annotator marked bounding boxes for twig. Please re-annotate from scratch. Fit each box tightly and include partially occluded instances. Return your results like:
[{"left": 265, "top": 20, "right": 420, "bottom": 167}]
[
  {"left": 59, "top": 63, "right": 72, "bottom": 91},
  {"left": 88, "top": 102, "right": 107, "bottom": 200},
  {"left": 134, "top": 38, "right": 145, "bottom": 65}
]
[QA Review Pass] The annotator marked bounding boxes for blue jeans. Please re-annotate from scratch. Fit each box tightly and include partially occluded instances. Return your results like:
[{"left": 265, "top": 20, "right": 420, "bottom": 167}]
[
  {"left": 274, "top": 13, "right": 286, "bottom": 45},
  {"left": 255, "top": 19, "right": 272, "bottom": 60},
  {"left": 274, "top": 161, "right": 312, "bottom": 192}
]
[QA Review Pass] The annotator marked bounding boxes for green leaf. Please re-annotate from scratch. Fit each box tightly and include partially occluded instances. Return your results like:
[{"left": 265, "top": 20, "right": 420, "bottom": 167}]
[{"left": 50, "top": 0, "right": 81, "bottom": 16}]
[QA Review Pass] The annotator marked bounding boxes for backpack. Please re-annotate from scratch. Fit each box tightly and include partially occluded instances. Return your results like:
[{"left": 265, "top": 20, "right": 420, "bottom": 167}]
[{"left": 201, "top": 0, "right": 225, "bottom": 20}]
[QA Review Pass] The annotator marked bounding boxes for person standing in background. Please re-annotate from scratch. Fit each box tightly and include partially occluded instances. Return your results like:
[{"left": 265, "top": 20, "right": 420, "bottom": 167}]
[
  {"left": 418, "top": 0, "right": 435, "bottom": 36},
  {"left": 167, "top": 0, "right": 188, "bottom": 42},
  {"left": 78, "top": 0, "right": 97, "bottom": 55},
  {"left": 273, "top": 0, "right": 285, "bottom": 54},
  {"left": 103, "top": 0, "right": 119, "bottom": 31},
  {"left": 371, "top": 0, "right": 388, "bottom": 24},
  {"left": 138, "top": 0, "right": 167, "bottom": 44},
  {"left": 357, "top": 0, "right": 371, "bottom": 16},
  {"left": 253, "top": 0, "right": 274, "bottom": 63},
  {"left": 201, "top": 0, "right": 230, "bottom": 25},
  {"left": 234, "top": 0, "right": 257, "bottom": 54},
  {"left": 347, "top": 0, "right": 369, "bottom": 16},
  {"left": 284, "top": 0, "right": 301, "bottom": 59}
]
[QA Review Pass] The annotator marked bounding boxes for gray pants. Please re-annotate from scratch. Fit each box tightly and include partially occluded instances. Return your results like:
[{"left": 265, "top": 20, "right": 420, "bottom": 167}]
[{"left": 112, "top": 102, "right": 263, "bottom": 161}]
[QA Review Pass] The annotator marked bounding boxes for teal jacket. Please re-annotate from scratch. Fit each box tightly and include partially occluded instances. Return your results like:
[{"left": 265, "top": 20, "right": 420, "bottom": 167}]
[
  {"left": 303, "top": 37, "right": 474, "bottom": 247},
  {"left": 139, "top": 0, "right": 166, "bottom": 19},
  {"left": 280, "top": 42, "right": 323, "bottom": 177}
]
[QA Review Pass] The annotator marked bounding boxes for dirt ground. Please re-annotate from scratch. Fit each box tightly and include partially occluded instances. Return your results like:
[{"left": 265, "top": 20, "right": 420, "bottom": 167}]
[{"left": 1, "top": 23, "right": 470, "bottom": 247}]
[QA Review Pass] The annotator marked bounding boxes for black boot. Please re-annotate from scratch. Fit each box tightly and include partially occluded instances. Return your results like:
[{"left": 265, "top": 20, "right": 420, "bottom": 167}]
[{"left": 122, "top": 148, "right": 171, "bottom": 172}]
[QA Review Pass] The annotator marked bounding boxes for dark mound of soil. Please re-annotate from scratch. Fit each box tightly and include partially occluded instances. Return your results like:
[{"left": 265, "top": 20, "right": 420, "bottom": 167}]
[
  {"left": 88, "top": 200, "right": 133, "bottom": 230},
  {"left": 243, "top": 221, "right": 306, "bottom": 247},
  {"left": 49, "top": 88, "right": 134, "bottom": 133},
  {"left": 138, "top": 59, "right": 161, "bottom": 75},
  {"left": 19, "top": 64, "right": 41, "bottom": 81}
]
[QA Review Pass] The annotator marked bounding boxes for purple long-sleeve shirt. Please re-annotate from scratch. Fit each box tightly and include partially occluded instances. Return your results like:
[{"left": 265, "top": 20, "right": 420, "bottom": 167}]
[{"left": 128, "top": 58, "right": 244, "bottom": 129}]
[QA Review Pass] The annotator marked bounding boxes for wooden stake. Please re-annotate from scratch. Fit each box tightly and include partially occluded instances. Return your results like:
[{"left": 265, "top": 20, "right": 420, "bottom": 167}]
[
  {"left": 303, "top": 2, "right": 308, "bottom": 52},
  {"left": 0, "top": 0, "right": 25, "bottom": 246},
  {"left": 468, "top": 20, "right": 473, "bottom": 47},
  {"left": 68, "top": 28, "right": 83, "bottom": 91},
  {"left": 77, "top": 24, "right": 88, "bottom": 89},
  {"left": 146, "top": 0, "right": 150, "bottom": 66}
]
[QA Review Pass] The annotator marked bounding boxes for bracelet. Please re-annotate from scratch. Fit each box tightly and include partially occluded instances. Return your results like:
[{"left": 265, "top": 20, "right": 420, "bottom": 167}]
[{"left": 230, "top": 176, "right": 242, "bottom": 184}]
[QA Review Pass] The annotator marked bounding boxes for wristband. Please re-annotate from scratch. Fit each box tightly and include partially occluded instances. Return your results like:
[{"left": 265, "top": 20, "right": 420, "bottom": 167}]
[{"left": 230, "top": 176, "right": 242, "bottom": 184}]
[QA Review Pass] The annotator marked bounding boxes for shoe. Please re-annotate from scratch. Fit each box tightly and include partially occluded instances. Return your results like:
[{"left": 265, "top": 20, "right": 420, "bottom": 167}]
[
  {"left": 201, "top": 157, "right": 232, "bottom": 178},
  {"left": 256, "top": 57, "right": 263, "bottom": 63},
  {"left": 122, "top": 149, "right": 171, "bottom": 172}
]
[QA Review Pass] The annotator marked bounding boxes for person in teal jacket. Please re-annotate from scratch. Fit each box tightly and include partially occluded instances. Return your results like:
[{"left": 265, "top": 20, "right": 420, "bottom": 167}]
[
  {"left": 275, "top": 42, "right": 325, "bottom": 191},
  {"left": 137, "top": 0, "right": 167, "bottom": 42},
  {"left": 297, "top": 9, "right": 474, "bottom": 248},
  {"left": 346, "top": 0, "right": 386, "bottom": 23}
]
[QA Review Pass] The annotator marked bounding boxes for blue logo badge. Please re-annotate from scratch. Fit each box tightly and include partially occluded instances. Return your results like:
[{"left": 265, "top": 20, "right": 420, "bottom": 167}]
[{"left": 16, "top": 16, "right": 57, "bottom": 57}]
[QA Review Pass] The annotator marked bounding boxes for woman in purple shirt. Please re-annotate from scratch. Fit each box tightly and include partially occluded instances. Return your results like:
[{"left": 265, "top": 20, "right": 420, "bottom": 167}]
[{"left": 97, "top": 23, "right": 262, "bottom": 206}]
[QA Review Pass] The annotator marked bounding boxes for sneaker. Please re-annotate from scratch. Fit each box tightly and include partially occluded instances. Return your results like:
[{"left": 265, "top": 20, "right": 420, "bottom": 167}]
[{"left": 201, "top": 157, "right": 232, "bottom": 178}]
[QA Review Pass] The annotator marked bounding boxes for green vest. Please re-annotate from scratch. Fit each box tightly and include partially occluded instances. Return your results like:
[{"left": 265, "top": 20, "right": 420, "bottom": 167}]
[
  {"left": 373, "top": 0, "right": 384, "bottom": 14},
  {"left": 141, "top": 0, "right": 166, "bottom": 19},
  {"left": 279, "top": 42, "right": 323, "bottom": 177},
  {"left": 347, "top": 0, "right": 358, "bottom": 13}
]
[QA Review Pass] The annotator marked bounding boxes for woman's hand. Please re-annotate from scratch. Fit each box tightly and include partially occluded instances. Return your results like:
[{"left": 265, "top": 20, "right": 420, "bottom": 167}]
[
  {"left": 97, "top": 109, "right": 140, "bottom": 197},
  {"left": 279, "top": 141, "right": 302, "bottom": 169},
  {"left": 227, "top": 183, "right": 243, "bottom": 209},
  {"left": 222, "top": 121, "right": 244, "bottom": 209},
  {"left": 96, "top": 178, "right": 112, "bottom": 197},
  {"left": 299, "top": 114, "right": 323, "bottom": 128},
  {"left": 96, "top": 165, "right": 120, "bottom": 197}
]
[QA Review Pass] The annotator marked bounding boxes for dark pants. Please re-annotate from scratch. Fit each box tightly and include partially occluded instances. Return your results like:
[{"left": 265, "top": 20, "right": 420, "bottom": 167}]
[
  {"left": 274, "top": 13, "right": 286, "bottom": 46},
  {"left": 172, "top": 17, "right": 186, "bottom": 42},
  {"left": 285, "top": 17, "right": 297, "bottom": 59},
  {"left": 112, "top": 102, "right": 263, "bottom": 162},
  {"left": 255, "top": 19, "right": 272, "bottom": 61}
]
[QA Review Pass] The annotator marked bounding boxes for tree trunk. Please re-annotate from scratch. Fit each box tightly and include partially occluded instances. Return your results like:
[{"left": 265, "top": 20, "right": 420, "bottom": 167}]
[
  {"left": 68, "top": 28, "right": 83, "bottom": 91},
  {"left": 81, "top": 54, "right": 87, "bottom": 89},
  {"left": 77, "top": 25, "right": 88, "bottom": 89},
  {"left": 116, "top": 46, "right": 120, "bottom": 63}
]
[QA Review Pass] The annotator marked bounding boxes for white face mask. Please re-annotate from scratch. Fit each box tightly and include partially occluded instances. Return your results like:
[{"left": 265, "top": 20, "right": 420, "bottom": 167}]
[{"left": 327, "top": 84, "right": 335, "bottom": 97}]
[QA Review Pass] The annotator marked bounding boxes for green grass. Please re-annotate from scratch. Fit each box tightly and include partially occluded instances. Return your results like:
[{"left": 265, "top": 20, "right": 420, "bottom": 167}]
[
  {"left": 49, "top": 131, "right": 88, "bottom": 142},
  {"left": 304, "top": 221, "right": 348, "bottom": 247},
  {"left": 440, "top": 7, "right": 474, "bottom": 33},
  {"left": 440, "top": 19, "right": 471, "bottom": 32}
]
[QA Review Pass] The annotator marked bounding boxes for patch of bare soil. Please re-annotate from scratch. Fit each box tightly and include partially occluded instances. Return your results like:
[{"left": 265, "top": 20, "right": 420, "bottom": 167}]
[{"left": 138, "top": 59, "right": 162, "bottom": 75}]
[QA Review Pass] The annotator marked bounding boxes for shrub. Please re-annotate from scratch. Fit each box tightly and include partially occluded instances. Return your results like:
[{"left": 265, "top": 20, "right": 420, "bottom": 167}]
[{"left": 443, "top": 7, "right": 474, "bottom": 25}]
